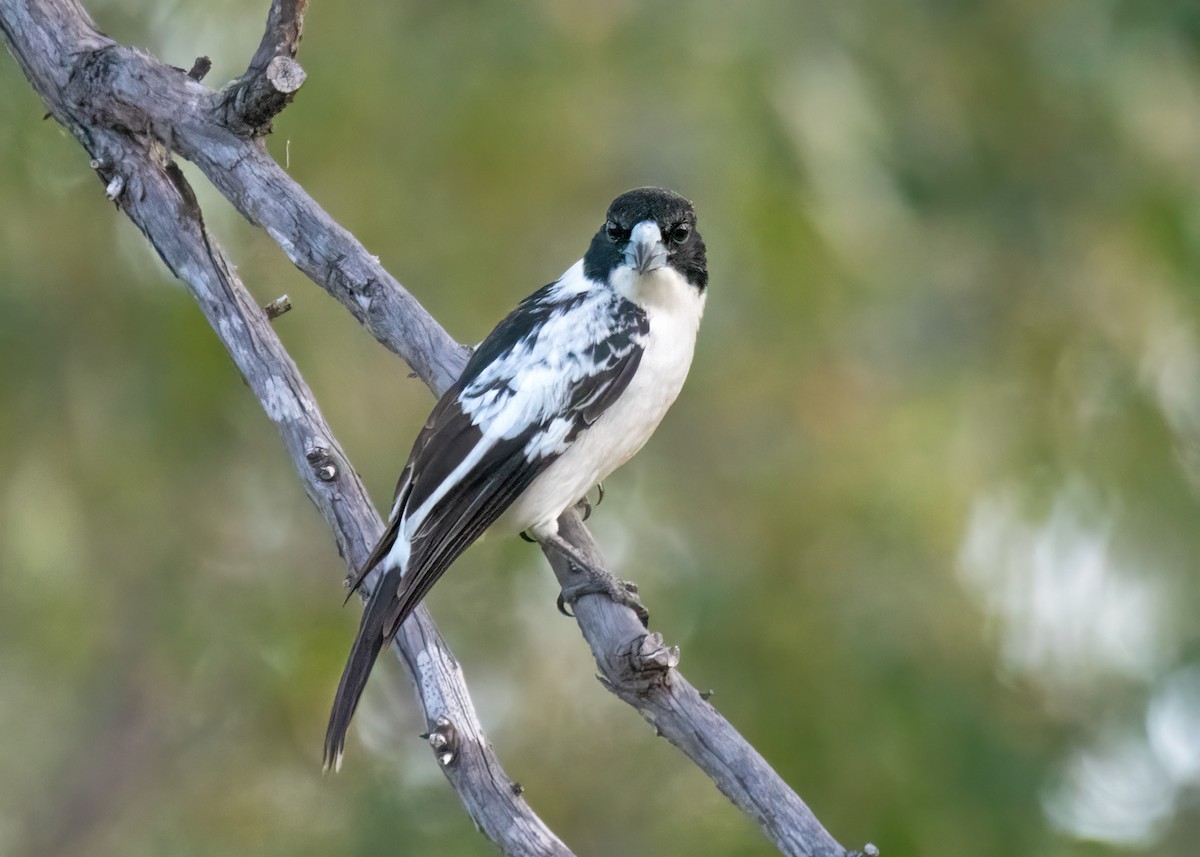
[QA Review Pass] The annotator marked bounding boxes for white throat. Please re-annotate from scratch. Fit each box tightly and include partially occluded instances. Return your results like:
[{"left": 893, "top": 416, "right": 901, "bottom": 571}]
[{"left": 612, "top": 264, "right": 705, "bottom": 316}]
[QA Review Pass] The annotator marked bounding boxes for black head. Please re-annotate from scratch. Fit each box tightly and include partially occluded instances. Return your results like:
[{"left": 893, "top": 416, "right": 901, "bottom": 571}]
[{"left": 583, "top": 187, "right": 708, "bottom": 290}]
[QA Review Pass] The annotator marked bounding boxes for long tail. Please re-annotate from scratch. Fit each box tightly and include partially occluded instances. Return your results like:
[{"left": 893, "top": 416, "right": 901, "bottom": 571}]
[
  {"left": 323, "top": 577, "right": 393, "bottom": 772},
  {"left": 324, "top": 497, "right": 486, "bottom": 768}
]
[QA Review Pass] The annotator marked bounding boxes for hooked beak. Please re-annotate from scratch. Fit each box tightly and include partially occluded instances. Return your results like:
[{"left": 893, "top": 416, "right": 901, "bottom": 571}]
[{"left": 624, "top": 220, "right": 668, "bottom": 275}]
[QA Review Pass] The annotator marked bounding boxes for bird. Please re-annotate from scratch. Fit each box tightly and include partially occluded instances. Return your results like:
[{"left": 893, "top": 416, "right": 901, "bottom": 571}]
[{"left": 324, "top": 186, "right": 708, "bottom": 770}]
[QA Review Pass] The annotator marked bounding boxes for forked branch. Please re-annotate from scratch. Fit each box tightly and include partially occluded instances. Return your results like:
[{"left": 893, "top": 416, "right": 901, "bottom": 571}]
[{"left": 0, "top": 1, "right": 857, "bottom": 855}]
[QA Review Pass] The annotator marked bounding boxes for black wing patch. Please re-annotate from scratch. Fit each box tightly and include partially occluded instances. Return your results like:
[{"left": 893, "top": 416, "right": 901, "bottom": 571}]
[
  {"left": 381, "top": 420, "right": 549, "bottom": 635},
  {"left": 344, "top": 379, "right": 466, "bottom": 600},
  {"left": 568, "top": 324, "right": 646, "bottom": 433}
]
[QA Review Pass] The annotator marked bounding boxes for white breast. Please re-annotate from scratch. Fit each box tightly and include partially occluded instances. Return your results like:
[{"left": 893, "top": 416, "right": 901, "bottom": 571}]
[{"left": 500, "top": 265, "right": 706, "bottom": 537}]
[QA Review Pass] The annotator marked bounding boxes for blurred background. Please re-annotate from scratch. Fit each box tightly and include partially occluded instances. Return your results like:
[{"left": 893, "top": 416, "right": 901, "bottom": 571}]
[{"left": 3, "top": 1, "right": 1200, "bottom": 855}]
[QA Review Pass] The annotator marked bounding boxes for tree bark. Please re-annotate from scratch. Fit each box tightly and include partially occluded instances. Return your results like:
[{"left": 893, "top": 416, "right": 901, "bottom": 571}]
[{"left": 0, "top": 2, "right": 861, "bottom": 855}]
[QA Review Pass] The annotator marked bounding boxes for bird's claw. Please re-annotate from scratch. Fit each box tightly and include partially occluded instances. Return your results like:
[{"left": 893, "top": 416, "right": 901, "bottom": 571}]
[
  {"left": 519, "top": 530, "right": 537, "bottom": 543},
  {"left": 558, "top": 574, "right": 649, "bottom": 627},
  {"left": 574, "top": 483, "right": 606, "bottom": 522}
]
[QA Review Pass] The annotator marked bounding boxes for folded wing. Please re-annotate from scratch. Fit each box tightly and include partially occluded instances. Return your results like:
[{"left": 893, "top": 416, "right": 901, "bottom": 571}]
[{"left": 325, "top": 279, "right": 648, "bottom": 768}]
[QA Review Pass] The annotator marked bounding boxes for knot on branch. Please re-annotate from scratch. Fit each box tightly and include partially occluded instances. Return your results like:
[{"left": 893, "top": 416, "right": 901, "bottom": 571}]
[
  {"left": 305, "top": 438, "right": 339, "bottom": 483},
  {"left": 632, "top": 632, "right": 680, "bottom": 674},
  {"left": 421, "top": 717, "right": 459, "bottom": 767},
  {"left": 67, "top": 45, "right": 140, "bottom": 130},
  {"left": 263, "top": 294, "right": 293, "bottom": 320},
  {"left": 221, "top": 0, "right": 309, "bottom": 137},
  {"left": 104, "top": 173, "right": 126, "bottom": 201},
  {"left": 186, "top": 56, "right": 212, "bottom": 81},
  {"left": 221, "top": 56, "right": 307, "bottom": 138},
  {"left": 89, "top": 156, "right": 123, "bottom": 200},
  {"left": 600, "top": 632, "right": 680, "bottom": 696}
]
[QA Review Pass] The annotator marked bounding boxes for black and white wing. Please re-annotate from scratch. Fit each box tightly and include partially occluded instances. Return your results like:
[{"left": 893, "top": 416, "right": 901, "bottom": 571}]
[
  {"left": 325, "top": 268, "right": 647, "bottom": 768},
  {"left": 348, "top": 272, "right": 648, "bottom": 604}
]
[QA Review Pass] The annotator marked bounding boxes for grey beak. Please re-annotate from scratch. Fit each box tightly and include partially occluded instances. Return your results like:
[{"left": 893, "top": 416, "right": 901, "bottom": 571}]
[{"left": 625, "top": 221, "right": 668, "bottom": 274}]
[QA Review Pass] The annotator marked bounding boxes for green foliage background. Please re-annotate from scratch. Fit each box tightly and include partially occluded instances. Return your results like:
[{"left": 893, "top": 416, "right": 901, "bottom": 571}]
[{"left": 3, "top": 1, "right": 1200, "bottom": 855}]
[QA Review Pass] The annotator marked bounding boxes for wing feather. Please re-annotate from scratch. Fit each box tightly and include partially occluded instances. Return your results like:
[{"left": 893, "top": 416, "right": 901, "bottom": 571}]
[
  {"left": 326, "top": 278, "right": 650, "bottom": 768},
  {"left": 352, "top": 283, "right": 648, "bottom": 606},
  {"left": 344, "top": 380, "right": 467, "bottom": 599}
]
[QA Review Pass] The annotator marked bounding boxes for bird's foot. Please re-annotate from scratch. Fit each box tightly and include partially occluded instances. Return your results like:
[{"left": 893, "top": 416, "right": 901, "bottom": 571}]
[
  {"left": 540, "top": 531, "right": 649, "bottom": 626},
  {"left": 557, "top": 572, "right": 649, "bottom": 627}
]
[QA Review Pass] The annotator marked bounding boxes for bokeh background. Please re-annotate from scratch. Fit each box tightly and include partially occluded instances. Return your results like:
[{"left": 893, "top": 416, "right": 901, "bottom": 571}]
[{"left": 4, "top": 1, "right": 1200, "bottom": 855}]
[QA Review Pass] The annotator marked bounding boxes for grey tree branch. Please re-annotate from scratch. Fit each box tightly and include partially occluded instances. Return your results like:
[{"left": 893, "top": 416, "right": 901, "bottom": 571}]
[
  {"left": 1, "top": 1, "right": 861, "bottom": 855},
  {"left": 1, "top": 3, "right": 566, "bottom": 856},
  {"left": 222, "top": 0, "right": 307, "bottom": 135}
]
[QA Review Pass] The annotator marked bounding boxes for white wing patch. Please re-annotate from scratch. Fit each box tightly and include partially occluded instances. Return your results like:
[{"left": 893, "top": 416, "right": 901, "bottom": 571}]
[
  {"left": 399, "top": 433, "right": 499, "bottom": 542},
  {"left": 460, "top": 264, "right": 646, "bottom": 448},
  {"left": 523, "top": 416, "right": 573, "bottom": 460}
]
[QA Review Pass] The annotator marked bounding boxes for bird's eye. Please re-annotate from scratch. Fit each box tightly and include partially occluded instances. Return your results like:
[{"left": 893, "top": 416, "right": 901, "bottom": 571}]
[
  {"left": 605, "top": 220, "right": 628, "bottom": 243},
  {"left": 670, "top": 223, "right": 691, "bottom": 244}
]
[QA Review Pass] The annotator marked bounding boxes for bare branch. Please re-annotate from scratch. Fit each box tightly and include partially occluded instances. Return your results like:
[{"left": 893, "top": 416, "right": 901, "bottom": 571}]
[
  {"left": 543, "top": 516, "right": 847, "bottom": 856},
  {"left": 15, "top": 7, "right": 458, "bottom": 391},
  {"left": 247, "top": 0, "right": 307, "bottom": 70},
  {"left": 2, "top": 3, "right": 565, "bottom": 855},
  {"left": 0, "top": 1, "right": 862, "bottom": 855},
  {"left": 223, "top": 0, "right": 308, "bottom": 135}
]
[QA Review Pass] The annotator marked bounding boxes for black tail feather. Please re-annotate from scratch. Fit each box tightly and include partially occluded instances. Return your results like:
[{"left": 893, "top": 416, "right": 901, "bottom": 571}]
[
  {"left": 323, "top": 451, "right": 546, "bottom": 769},
  {"left": 323, "top": 581, "right": 391, "bottom": 772}
]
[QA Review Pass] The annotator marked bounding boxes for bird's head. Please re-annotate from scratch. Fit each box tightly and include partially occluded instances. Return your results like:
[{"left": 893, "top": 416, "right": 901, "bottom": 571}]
[{"left": 584, "top": 187, "right": 707, "bottom": 292}]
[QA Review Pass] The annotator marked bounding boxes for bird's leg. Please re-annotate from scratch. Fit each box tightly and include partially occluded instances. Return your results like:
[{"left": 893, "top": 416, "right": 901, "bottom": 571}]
[{"left": 540, "top": 532, "right": 649, "bottom": 627}]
